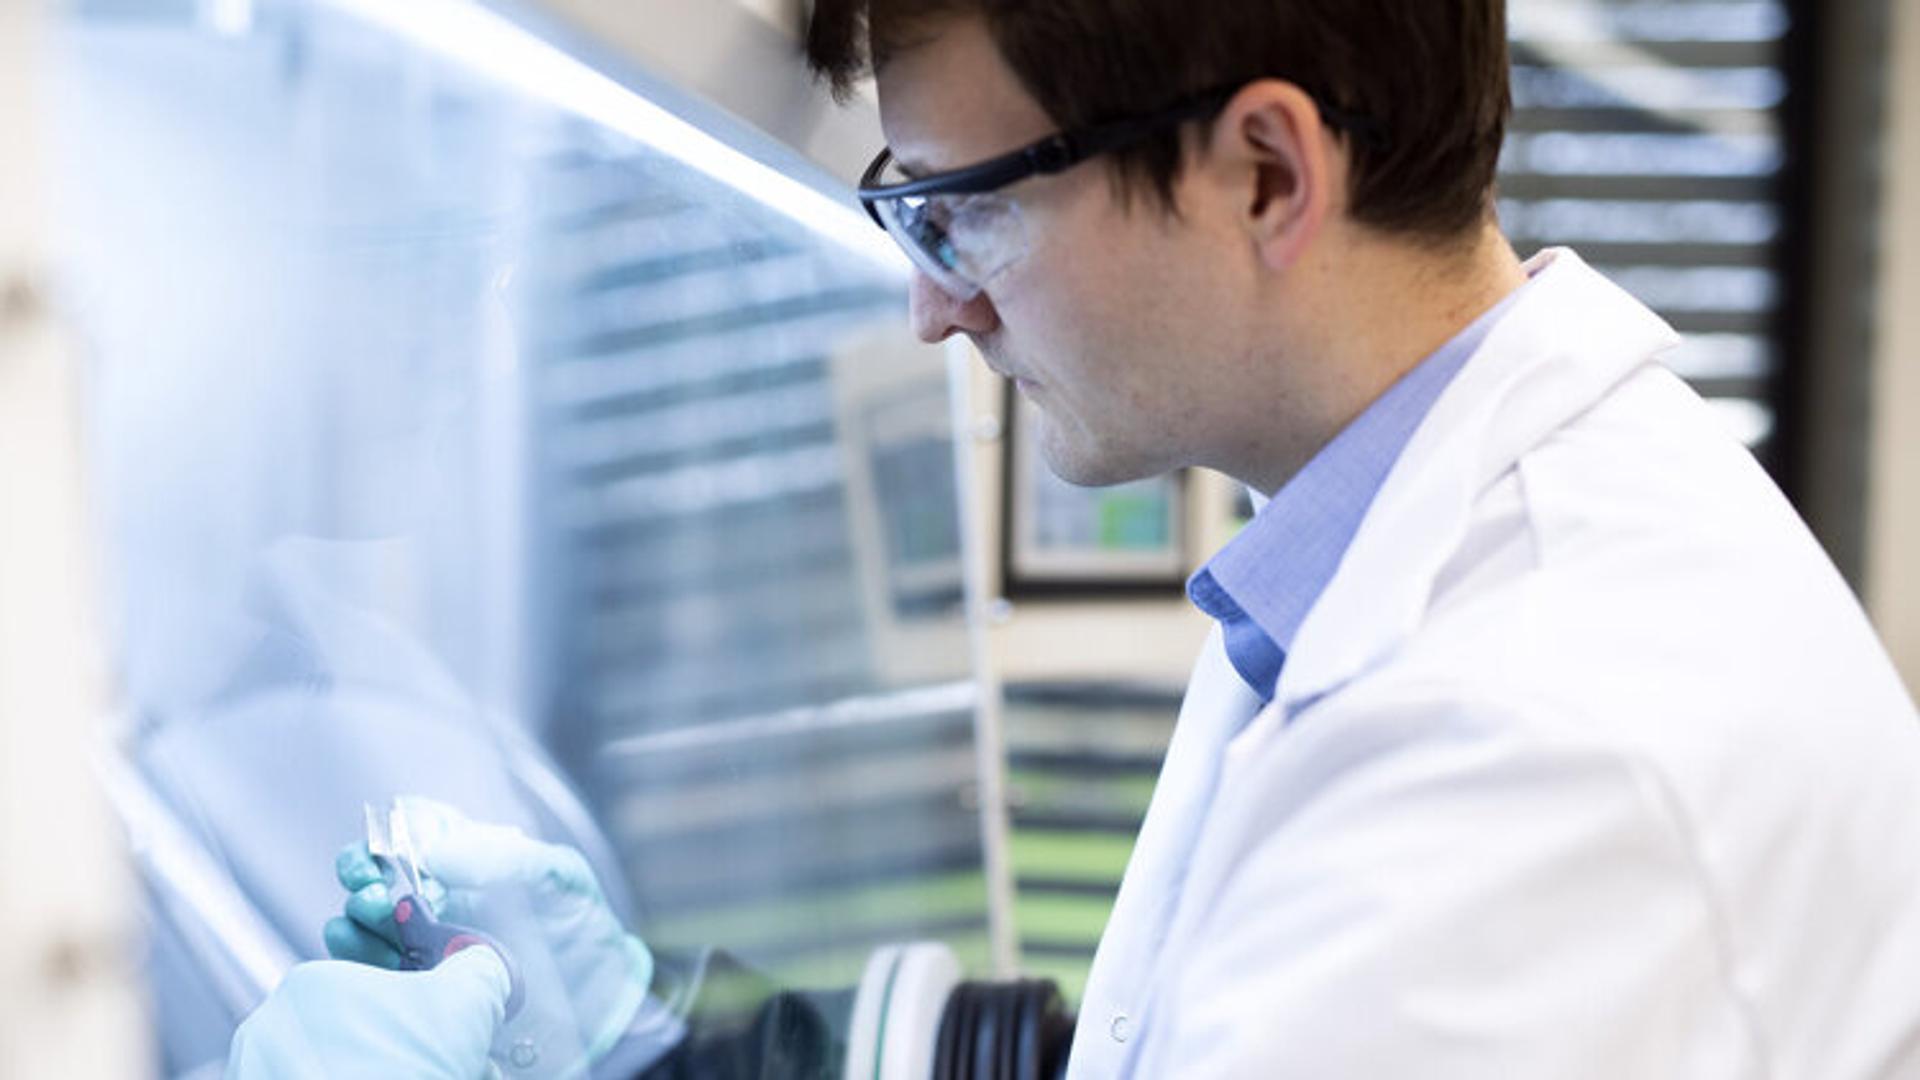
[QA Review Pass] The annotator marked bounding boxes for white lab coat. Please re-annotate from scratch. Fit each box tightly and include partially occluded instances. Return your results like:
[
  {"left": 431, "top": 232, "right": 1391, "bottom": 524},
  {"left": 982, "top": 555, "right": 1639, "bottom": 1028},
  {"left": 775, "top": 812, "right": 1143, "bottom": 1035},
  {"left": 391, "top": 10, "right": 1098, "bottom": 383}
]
[{"left": 1068, "top": 249, "right": 1920, "bottom": 1078}]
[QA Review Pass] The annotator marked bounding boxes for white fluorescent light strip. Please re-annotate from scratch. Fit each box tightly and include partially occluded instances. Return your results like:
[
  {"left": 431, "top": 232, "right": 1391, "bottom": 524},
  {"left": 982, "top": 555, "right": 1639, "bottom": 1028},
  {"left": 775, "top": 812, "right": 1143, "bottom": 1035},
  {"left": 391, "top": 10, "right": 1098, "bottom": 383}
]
[
  {"left": 207, "top": 0, "right": 254, "bottom": 36},
  {"left": 320, "top": 0, "right": 910, "bottom": 277}
]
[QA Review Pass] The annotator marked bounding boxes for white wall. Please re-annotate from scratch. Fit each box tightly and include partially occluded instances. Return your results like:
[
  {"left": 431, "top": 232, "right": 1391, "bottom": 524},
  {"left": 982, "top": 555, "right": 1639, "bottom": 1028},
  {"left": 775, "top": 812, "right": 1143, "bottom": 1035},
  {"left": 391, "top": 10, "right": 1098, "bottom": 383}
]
[
  {"left": 0, "top": 2, "right": 150, "bottom": 1074},
  {"left": 730, "top": 0, "right": 799, "bottom": 36},
  {"left": 1867, "top": 0, "right": 1920, "bottom": 697}
]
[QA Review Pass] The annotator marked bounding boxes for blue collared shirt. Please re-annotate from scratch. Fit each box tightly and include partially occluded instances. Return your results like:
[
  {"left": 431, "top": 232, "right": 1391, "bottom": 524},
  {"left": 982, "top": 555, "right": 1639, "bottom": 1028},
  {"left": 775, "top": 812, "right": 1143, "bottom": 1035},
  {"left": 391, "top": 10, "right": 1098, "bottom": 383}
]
[{"left": 1186, "top": 286, "right": 1529, "bottom": 702}]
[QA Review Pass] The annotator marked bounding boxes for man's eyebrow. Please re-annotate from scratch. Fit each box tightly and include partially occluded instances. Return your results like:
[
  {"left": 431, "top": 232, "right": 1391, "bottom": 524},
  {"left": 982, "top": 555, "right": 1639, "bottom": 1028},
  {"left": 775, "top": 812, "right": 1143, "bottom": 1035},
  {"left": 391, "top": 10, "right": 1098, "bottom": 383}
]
[{"left": 893, "top": 155, "right": 932, "bottom": 180}]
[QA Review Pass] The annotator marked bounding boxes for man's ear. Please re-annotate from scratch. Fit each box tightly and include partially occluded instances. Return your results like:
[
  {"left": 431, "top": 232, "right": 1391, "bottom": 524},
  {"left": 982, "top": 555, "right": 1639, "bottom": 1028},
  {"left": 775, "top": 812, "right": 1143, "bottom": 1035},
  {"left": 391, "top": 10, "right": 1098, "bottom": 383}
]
[{"left": 1207, "top": 80, "right": 1336, "bottom": 272}]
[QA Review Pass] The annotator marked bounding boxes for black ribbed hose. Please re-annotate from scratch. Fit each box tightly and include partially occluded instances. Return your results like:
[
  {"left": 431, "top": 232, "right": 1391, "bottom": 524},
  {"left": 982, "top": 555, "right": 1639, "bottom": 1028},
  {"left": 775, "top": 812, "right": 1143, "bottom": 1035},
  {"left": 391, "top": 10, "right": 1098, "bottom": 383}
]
[{"left": 933, "top": 980, "right": 1074, "bottom": 1080}]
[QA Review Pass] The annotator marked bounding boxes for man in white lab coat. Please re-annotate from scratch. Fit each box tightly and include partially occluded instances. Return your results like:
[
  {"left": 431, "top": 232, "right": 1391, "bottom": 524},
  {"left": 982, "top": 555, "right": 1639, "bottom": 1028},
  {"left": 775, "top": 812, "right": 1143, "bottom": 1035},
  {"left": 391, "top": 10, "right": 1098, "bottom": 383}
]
[
  {"left": 231, "top": 1, "right": 1920, "bottom": 1076},
  {"left": 808, "top": 0, "right": 1920, "bottom": 1075}
]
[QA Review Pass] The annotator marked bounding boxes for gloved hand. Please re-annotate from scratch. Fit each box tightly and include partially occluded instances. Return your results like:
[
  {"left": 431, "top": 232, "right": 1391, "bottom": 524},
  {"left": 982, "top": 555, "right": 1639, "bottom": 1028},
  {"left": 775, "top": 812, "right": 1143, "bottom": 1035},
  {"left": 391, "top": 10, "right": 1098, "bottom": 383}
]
[
  {"left": 226, "top": 948, "right": 511, "bottom": 1080},
  {"left": 324, "top": 796, "right": 654, "bottom": 1069}
]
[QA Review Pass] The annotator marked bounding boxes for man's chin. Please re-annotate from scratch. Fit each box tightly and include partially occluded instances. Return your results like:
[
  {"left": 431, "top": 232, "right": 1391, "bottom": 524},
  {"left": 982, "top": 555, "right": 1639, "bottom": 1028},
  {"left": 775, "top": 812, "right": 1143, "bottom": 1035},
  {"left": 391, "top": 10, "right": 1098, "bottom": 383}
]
[{"left": 1037, "top": 436, "right": 1161, "bottom": 489}]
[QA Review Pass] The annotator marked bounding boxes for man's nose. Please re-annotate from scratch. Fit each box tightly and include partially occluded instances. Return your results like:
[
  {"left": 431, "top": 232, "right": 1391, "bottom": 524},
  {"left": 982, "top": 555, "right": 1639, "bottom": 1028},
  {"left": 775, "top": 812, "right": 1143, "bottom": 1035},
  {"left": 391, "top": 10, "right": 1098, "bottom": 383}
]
[{"left": 908, "top": 270, "right": 999, "bottom": 343}]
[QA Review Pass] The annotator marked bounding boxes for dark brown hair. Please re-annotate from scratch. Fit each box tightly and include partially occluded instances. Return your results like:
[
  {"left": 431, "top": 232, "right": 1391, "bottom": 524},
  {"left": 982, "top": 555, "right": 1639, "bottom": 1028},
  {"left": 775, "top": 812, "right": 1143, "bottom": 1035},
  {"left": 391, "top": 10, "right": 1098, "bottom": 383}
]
[{"left": 807, "top": 0, "right": 1510, "bottom": 239}]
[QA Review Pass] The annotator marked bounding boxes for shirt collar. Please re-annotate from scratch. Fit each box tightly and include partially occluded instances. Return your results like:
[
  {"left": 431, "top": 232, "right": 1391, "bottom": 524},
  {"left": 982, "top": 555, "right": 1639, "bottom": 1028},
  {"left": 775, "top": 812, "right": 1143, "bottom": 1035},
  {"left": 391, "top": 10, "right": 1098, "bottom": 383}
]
[{"left": 1187, "top": 282, "right": 1530, "bottom": 700}]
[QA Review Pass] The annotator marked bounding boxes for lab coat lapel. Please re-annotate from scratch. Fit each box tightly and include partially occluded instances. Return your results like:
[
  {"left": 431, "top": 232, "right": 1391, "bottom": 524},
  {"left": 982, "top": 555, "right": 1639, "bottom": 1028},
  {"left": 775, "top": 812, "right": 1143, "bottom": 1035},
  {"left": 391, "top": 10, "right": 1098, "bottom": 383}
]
[
  {"left": 1070, "top": 626, "right": 1265, "bottom": 1076},
  {"left": 1275, "top": 248, "right": 1680, "bottom": 716}
]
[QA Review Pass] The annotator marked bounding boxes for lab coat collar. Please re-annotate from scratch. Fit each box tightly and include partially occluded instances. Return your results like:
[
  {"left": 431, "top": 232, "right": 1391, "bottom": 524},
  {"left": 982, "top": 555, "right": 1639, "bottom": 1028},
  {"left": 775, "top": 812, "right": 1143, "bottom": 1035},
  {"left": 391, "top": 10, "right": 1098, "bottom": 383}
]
[{"left": 1272, "top": 248, "right": 1681, "bottom": 715}]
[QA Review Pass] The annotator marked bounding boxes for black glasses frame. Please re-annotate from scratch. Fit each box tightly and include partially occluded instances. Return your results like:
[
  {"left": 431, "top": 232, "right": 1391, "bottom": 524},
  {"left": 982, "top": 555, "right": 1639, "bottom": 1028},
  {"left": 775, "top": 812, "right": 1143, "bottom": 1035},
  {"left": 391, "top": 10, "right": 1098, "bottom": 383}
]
[{"left": 857, "top": 82, "right": 1389, "bottom": 229}]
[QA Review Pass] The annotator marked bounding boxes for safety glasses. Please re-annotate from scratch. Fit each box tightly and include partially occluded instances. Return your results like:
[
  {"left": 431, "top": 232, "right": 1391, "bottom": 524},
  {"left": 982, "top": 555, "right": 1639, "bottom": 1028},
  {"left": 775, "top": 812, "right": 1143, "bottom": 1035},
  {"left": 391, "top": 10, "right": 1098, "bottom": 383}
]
[{"left": 857, "top": 83, "right": 1387, "bottom": 300}]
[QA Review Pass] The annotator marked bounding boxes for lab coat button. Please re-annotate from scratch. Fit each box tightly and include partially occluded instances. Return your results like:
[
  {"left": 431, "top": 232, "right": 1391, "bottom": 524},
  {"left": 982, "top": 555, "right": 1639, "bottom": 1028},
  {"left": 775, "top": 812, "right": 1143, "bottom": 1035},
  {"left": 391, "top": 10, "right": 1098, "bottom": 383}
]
[{"left": 1110, "top": 1013, "right": 1131, "bottom": 1043}]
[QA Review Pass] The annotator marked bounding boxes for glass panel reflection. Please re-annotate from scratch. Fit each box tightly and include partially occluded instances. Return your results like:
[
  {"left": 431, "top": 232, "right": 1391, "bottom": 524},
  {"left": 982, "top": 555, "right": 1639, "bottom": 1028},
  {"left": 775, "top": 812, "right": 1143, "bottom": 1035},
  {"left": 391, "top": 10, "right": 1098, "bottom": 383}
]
[{"left": 50, "top": 1, "right": 985, "bottom": 1076}]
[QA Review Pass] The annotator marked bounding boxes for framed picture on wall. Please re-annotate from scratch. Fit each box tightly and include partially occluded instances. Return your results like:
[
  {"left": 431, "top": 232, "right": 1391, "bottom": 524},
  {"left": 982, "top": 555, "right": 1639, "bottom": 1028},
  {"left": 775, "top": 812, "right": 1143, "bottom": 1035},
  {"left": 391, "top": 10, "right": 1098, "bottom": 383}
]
[{"left": 1001, "top": 382, "right": 1190, "bottom": 596}]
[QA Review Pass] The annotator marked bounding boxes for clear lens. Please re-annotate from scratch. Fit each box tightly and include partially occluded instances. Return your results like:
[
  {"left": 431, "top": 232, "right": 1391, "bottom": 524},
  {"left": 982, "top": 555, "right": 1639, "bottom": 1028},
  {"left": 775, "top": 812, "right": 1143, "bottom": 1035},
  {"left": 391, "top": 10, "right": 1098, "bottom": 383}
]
[{"left": 871, "top": 173, "right": 1028, "bottom": 301}]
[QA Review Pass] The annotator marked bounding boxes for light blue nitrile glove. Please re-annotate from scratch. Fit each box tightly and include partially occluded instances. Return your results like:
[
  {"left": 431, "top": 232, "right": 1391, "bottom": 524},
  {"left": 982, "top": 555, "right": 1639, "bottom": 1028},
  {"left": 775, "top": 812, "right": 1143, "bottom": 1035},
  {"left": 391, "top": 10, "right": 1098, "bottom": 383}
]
[
  {"left": 226, "top": 947, "right": 511, "bottom": 1080},
  {"left": 324, "top": 797, "right": 653, "bottom": 1071}
]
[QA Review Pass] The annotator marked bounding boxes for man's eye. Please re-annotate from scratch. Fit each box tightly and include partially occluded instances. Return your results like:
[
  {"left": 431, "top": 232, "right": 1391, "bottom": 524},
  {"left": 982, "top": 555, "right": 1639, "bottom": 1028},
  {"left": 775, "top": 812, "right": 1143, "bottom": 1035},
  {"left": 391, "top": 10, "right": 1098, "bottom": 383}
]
[{"left": 945, "top": 197, "right": 1002, "bottom": 234}]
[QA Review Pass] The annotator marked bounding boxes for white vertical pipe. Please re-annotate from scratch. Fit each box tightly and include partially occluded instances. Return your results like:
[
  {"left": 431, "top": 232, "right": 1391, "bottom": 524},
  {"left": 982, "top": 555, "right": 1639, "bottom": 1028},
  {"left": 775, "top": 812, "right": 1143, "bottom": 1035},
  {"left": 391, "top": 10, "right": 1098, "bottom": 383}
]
[
  {"left": 1868, "top": 0, "right": 1920, "bottom": 697},
  {"left": 0, "top": 1, "right": 152, "bottom": 1075},
  {"left": 947, "top": 339, "right": 1020, "bottom": 978}
]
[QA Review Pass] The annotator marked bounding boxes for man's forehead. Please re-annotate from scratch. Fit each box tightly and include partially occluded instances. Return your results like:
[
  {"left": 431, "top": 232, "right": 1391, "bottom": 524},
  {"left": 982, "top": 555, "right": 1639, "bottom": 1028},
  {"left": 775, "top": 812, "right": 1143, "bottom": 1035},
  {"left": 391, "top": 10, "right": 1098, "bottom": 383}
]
[{"left": 874, "top": 14, "right": 1055, "bottom": 175}]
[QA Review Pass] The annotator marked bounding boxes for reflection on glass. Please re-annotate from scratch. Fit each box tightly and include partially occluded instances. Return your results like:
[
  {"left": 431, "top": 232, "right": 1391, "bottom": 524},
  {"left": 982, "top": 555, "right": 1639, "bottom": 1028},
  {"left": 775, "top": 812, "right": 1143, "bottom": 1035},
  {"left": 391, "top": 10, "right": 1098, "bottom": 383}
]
[{"left": 50, "top": 1, "right": 987, "bottom": 1076}]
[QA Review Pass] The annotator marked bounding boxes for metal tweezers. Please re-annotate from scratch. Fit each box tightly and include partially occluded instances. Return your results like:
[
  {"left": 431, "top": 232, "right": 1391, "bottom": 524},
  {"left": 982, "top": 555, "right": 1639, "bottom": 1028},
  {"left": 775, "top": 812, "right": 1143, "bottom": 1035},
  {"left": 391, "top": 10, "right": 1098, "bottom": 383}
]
[{"left": 363, "top": 800, "right": 525, "bottom": 1019}]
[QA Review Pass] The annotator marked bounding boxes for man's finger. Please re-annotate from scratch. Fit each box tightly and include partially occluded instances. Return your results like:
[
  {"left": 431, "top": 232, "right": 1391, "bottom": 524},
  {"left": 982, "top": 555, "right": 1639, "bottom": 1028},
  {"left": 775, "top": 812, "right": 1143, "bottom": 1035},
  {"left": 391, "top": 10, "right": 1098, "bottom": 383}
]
[
  {"left": 322, "top": 917, "right": 402, "bottom": 969},
  {"left": 335, "top": 841, "right": 383, "bottom": 892},
  {"left": 345, "top": 881, "right": 399, "bottom": 938},
  {"left": 428, "top": 945, "right": 514, "bottom": 1025}
]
